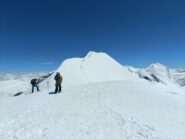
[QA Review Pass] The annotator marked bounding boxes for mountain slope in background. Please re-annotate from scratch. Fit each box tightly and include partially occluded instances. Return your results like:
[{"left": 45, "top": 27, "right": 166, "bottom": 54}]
[{"left": 40, "top": 51, "right": 138, "bottom": 93}]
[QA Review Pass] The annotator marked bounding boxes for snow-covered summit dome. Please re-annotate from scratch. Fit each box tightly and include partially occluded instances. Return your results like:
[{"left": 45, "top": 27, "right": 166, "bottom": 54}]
[{"left": 40, "top": 51, "right": 137, "bottom": 92}]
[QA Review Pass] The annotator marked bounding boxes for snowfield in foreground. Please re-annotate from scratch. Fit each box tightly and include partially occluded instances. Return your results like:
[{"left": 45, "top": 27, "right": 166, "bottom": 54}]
[{"left": 0, "top": 81, "right": 185, "bottom": 139}]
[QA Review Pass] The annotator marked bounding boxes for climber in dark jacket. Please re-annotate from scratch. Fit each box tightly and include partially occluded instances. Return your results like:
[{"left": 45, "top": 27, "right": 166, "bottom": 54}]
[
  {"left": 30, "top": 79, "right": 40, "bottom": 93},
  {"left": 54, "top": 72, "right": 63, "bottom": 94}
]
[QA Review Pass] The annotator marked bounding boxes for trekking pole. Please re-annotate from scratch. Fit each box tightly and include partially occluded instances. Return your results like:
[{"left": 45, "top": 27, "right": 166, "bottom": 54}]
[{"left": 47, "top": 81, "right": 49, "bottom": 94}]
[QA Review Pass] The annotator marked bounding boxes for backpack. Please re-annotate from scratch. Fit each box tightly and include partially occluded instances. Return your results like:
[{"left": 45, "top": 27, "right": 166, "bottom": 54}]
[
  {"left": 57, "top": 75, "right": 63, "bottom": 82},
  {"left": 56, "top": 75, "right": 63, "bottom": 83},
  {"left": 31, "top": 79, "right": 37, "bottom": 84}
]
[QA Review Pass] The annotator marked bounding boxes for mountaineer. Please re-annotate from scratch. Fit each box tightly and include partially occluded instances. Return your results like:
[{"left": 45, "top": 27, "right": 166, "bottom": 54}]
[
  {"left": 30, "top": 79, "right": 40, "bottom": 93},
  {"left": 54, "top": 72, "right": 63, "bottom": 94}
]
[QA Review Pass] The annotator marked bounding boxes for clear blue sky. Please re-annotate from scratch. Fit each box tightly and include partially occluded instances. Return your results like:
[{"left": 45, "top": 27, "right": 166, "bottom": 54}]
[{"left": 0, "top": 0, "right": 185, "bottom": 72}]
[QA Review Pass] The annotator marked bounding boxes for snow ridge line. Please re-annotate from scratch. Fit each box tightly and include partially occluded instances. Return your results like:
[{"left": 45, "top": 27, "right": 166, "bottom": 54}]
[{"left": 80, "top": 52, "right": 94, "bottom": 83}]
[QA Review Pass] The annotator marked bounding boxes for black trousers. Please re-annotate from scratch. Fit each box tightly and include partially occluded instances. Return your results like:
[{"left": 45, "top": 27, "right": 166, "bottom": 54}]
[{"left": 55, "top": 83, "right": 62, "bottom": 93}]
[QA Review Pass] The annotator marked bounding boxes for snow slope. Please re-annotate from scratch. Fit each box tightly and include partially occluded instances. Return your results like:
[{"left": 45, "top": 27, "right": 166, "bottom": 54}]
[{"left": 0, "top": 81, "right": 185, "bottom": 139}]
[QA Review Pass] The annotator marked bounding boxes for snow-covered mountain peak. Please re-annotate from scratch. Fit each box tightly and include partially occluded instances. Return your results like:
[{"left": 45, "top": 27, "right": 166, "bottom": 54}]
[
  {"left": 146, "top": 63, "right": 171, "bottom": 81},
  {"left": 57, "top": 51, "right": 115, "bottom": 71},
  {"left": 147, "top": 63, "right": 167, "bottom": 71},
  {"left": 83, "top": 51, "right": 117, "bottom": 64},
  {"left": 84, "top": 51, "right": 99, "bottom": 59},
  {"left": 41, "top": 51, "right": 137, "bottom": 91}
]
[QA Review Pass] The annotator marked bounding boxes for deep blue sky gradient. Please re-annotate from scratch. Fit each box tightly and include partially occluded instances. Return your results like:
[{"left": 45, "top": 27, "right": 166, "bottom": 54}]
[{"left": 0, "top": 0, "right": 185, "bottom": 72}]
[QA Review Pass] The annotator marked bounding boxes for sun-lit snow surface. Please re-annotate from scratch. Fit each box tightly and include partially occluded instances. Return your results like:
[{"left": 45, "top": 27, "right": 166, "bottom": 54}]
[
  {"left": 0, "top": 81, "right": 185, "bottom": 139},
  {"left": 0, "top": 51, "right": 185, "bottom": 139}
]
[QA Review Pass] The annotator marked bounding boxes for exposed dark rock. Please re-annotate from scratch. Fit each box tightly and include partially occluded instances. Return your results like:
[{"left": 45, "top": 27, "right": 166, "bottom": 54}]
[
  {"left": 14, "top": 92, "right": 24, "bottom": 96},
  {"left": 150, "top": 74, "right": 160, "bottom": 82},
  {"left": 139, "top": 74, "right": 152, "bottom": 82}
]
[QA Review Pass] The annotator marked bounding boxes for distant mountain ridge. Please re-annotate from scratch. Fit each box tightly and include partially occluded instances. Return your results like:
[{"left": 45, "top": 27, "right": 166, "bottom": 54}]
[{"left": 131, "top": 63, "right": 185, "bottom": 87}]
